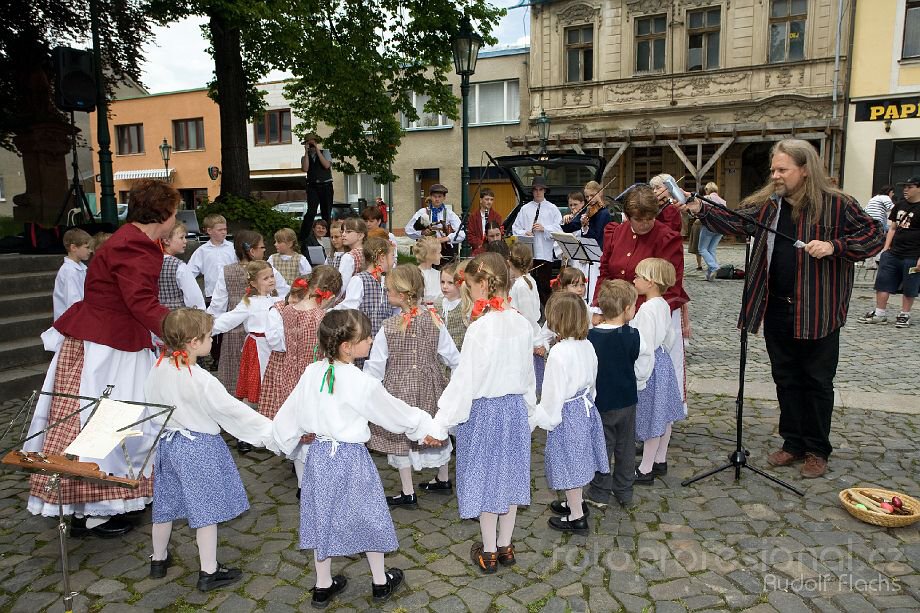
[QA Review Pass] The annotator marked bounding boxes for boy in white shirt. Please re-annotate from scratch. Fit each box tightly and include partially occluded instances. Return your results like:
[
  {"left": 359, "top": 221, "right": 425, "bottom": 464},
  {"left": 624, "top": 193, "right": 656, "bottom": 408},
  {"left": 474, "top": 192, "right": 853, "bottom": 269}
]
[
  {"left": 53, "top": 228, "right": 92, "bottom": 320},
  {"left": 511, "top": 176, "right": 562, "bottom": 305},
  {"left": 187, "top": 214, "right": 237, "bottom": 305}
]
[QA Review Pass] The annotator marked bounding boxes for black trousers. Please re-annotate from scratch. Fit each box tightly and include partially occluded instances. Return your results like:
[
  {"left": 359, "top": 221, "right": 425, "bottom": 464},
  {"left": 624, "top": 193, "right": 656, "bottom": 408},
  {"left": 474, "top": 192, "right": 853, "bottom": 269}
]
[
  {"left": 586, "top": 405, "right": 636, "bottom": 505},
  {"left": 532, "top": 258, "right": 554, "bottom": 305},
  {"left": 763, "top": 300, "right": 839, "bottom": 459},
  {"left": 299, "top": 181, "right": 334, "bottom": 243}
]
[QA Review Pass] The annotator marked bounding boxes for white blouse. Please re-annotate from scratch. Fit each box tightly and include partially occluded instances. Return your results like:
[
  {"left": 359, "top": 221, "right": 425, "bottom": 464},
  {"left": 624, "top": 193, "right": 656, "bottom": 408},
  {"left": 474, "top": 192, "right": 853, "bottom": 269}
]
[
  {"left": 433, "top": 308, "right": 537, "bottom": 437},
  {"left": 630, "top": 296, "right": 675, "bottom": 389},
  {"left": 207, "top": 266, "right": 289, "bottom": 315},
  {"left": 421, "top": 267, "right": 442, "bottom": 304},
  {"left": 363, "top": 313, "right": 461, "bottom": 380},
  {"left": 338, "top": 252, "right": 358, "bottom": 291},
  {"left": 509, "top": 275, "right": 540, "bottom": 338},
  {"left": 144, "top": 362, "right": 279, "bottom": 451},
  {"left": 533, "top": 339, "right": 598, "bottom": 431},
  {"left": 53, "top": 258, "right": 87, "bottom": 321},
  {"left": 272, "top": 361, "right": 437, "bottom": 451}
]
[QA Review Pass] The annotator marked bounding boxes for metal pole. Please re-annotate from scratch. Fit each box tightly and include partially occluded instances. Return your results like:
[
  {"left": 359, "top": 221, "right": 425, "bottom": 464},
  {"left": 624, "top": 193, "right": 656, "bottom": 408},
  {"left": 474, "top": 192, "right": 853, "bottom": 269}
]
[
  {"left": 90, "top": 0, "right": 116, "bottom": 225},
  {"left": 460, "top": 74, "right": 471, "bottom": 257}
]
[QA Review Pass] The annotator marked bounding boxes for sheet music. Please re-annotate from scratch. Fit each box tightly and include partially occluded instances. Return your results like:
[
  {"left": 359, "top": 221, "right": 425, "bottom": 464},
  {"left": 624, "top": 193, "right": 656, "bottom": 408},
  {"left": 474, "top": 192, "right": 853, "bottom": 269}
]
[{"left": 64, "top": 399, "right": 145, "bottom": 459}]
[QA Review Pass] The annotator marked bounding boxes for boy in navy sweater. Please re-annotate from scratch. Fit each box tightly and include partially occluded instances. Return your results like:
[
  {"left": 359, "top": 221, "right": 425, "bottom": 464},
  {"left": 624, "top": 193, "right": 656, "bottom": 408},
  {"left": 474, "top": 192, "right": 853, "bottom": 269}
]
[{"left": 585, "top": 280, "right": 642, "bottom": 508}]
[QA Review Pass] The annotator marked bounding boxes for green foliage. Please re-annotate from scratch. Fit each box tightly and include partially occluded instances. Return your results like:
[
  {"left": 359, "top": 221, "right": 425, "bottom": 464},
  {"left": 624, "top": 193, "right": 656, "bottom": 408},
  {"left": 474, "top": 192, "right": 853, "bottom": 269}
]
[{"left": 196, "top": 195, "right": 298, "bottom": 239}]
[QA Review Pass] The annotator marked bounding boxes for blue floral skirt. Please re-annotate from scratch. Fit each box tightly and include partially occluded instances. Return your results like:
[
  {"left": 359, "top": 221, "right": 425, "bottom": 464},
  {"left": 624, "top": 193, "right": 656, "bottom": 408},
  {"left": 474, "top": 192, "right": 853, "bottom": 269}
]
[
  {"left": 545, "top": 390, "right": 610, "bottom": 490},
  {"left": 636, "top": 347, "right": 685, "bottom": 441}
]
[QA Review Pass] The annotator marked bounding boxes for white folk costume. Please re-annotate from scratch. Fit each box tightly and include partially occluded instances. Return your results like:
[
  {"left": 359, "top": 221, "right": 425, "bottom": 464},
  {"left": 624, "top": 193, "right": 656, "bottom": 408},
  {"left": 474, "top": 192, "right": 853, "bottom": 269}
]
[
  {"left": 212, "top": 295, "right": 277, "bottom": 403},
  {"left": 272, "top": 361, "right": 437, "bottom": 559},
  {"left": 432, "top": 305, "right": 537, "bottom": 518},
  {"left": 144, "top": 356, "right": 280, "bottom": 529},
  {"left": 533, "top": 339, "right": 609, "bottom": 491},
  {"left": 187, "top": 240, "right": 237, "bottom": 299},
  {"left": 268, "top": 252, "right": 312, "bottom": 286},
  {"left": 52, "top": 257, "right": 87, "bottom": 321},
  {"left": 364, "top": 307, "right": 460, "bottom": 470}
]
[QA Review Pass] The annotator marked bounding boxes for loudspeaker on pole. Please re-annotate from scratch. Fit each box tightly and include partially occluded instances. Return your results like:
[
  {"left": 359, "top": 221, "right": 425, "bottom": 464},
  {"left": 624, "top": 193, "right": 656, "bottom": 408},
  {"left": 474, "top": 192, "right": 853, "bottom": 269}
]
[{"left": 52, "top": 46, "right": 97, "bottom": 113}]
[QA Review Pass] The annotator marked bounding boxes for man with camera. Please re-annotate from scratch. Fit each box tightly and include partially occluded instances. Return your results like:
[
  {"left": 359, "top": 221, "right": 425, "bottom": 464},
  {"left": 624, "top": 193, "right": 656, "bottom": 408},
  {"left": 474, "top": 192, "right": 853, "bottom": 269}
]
[{"left": 299, "top": 135, "right": 334, "bottom": 244}]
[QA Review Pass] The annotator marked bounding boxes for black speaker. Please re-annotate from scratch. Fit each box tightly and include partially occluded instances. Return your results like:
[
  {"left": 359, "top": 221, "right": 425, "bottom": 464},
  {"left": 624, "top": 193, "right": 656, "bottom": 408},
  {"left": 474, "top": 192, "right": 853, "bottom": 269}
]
[{"left": 52, "top": 46, "right": 97, "bottom": 113}]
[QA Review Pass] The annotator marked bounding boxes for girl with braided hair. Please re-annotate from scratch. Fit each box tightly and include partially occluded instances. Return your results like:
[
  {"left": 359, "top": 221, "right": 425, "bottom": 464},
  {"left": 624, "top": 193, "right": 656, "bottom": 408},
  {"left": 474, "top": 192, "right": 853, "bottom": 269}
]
[
  {"left": 431, "top": 252, "right": 538, "bottom": 574},
  {"left": 364, "top": 264, "right": 460, "bottom": 506},
  {"left": 272, "top": 309, "right": 443, "bottom": 608}
]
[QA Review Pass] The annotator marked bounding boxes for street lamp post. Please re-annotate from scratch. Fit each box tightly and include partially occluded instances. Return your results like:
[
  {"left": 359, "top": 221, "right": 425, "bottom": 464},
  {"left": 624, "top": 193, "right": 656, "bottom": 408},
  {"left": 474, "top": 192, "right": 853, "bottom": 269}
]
[
  {"left": 451, "top": 16, "right": 483, "bottom": 258},
  {"left": 159, "top": 138, "right": 172, "bottom": 181},
  {"left": 536, "top": 108, "right": 551, "bottom": 154}
]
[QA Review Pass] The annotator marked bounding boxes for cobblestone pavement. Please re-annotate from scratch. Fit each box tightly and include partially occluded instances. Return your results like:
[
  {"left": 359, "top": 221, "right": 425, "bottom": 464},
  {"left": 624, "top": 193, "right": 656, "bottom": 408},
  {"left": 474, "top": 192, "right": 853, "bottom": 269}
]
[
  {"left": 683, "top": 242, "right": 920, "bottom": 398},
  {"left": 0, "top": 390, "right": 918, "bottom": 612}
]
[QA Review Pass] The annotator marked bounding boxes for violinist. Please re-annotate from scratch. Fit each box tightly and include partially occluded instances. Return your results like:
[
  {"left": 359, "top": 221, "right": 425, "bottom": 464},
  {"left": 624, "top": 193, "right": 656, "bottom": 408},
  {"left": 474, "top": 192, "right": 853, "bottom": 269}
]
[
  {"left": 561, "top": 181, "right": 612, "bottom": 245},
  {"left": 404, "top": 183, "right": 465, "bottom": 265}
]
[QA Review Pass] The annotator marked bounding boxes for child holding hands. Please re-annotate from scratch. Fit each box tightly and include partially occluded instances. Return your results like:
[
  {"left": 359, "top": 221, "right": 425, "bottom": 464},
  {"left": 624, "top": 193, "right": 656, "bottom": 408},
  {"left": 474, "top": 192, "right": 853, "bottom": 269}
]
[
  {"left": 534, "top": 292, "right": 609, "bottom": 535},
  {"left": 272, "top": 309, "right": 443, "bottom": 608},
  {"left": 144, "top": 308, "right": 280, "bottom": 592}
]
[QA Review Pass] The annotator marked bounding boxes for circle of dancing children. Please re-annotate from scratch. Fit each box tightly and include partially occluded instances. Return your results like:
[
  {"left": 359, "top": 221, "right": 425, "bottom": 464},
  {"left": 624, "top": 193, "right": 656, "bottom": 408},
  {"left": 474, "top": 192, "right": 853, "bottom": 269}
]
[
  {"left": 584, "top": 280, "right": 642, "bottom": 509},
  {"left": 431, "top": 252, "right": 537, "bottom": 574},
  {"left": 145, "top": 308, "right": 280, "bottom": 592},
  {"left": 336, "top": 217, "right": 367, "bottom": 291},
  {"left": 269, "top": 227, "right": 312, "bottom": 286},
  {"left": 533, "top": 292, "right": 609, "bottom": 535},
  {"left": 364, "top": 264, "right": 460, "bottom": 507},
  {"left": 159, "top": 221, "right": 206, "bottom": 310},
  {"left": 259, "top": 266, "right": 342, "bottom": 492},
  {"left": 631, "top": 257, "right": 685, "bottom": 485},
  {"left": 271, "top": 309, "right": 444, "bottom": 608}
]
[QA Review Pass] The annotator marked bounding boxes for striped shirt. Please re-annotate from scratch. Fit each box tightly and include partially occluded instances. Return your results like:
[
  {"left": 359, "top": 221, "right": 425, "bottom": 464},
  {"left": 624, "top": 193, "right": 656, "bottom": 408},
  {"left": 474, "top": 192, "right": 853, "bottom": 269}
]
[{"left": 698, "top": 193, "right": 883, "bottom": 339}]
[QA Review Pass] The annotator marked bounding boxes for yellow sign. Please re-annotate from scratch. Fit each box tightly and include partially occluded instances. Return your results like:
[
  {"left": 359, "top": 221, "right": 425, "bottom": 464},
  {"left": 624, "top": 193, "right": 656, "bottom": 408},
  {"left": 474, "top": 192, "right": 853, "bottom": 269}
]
[{"left": 867, "top": 103, "right": 919, "bottom": 121}]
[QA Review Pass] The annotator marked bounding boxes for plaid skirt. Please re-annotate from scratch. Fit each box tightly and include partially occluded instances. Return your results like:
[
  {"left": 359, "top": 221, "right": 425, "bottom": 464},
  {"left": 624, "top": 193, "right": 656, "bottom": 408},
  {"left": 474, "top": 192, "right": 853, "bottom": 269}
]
[
  {"left": 217, "top": 326, "right": 246, "bottom": 394},
  {"left": 258, "top": 351, "right": 300, "bottom": 419},
  {"left": 28, "top": 336, "right": 154, "bottom": 509}
]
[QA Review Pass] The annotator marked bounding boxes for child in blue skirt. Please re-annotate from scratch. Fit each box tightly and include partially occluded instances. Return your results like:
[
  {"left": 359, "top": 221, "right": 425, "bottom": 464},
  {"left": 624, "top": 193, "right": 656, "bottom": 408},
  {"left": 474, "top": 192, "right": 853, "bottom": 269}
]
[
  {"left": 272, "top": 309, "right": 443, "bottom": 609},
  {"left": 144, "top": 308, "right": 280, "bottom": 592},
  {"left": 432, "top": 252, "right": 538, "bottom": 574},
  {"left": 631, "top": 258, "right": 685, "bottom": 485},
  {"left": 534, "top": 292, "right": 609, "bottom": 535}
]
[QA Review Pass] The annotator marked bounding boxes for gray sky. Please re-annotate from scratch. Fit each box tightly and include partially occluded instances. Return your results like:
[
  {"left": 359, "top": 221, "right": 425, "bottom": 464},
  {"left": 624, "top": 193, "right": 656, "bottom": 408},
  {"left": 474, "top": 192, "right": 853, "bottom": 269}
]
[{"left": 139, "top": 1, "right": 531, "bottom": 94}]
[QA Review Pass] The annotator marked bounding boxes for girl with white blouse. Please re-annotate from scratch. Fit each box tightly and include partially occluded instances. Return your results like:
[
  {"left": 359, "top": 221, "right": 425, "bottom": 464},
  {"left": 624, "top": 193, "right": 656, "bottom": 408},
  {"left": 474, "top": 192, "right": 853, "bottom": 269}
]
[{"left": 431, "top": 253, "right": 537, "bottom": 574}]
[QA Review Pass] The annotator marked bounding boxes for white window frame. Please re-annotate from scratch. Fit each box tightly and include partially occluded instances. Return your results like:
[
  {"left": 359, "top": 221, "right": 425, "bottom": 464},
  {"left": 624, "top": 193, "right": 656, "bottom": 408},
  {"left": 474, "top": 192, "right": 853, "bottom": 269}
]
[
  {"left": 469, "top": 79, "right": 520, "bottom": 126},
  {"left": 401, "top": 92, "right": 453, "bottom": 131},
  {"left": 345, "top": 173, "right": 389, "bottom": 204}
]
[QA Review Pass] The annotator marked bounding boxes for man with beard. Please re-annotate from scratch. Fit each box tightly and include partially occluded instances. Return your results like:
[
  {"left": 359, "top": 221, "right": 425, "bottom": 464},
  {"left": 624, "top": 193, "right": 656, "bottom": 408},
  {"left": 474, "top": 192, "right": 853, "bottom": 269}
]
[{"left": 664, "top": 139, "right": 883, "bottom": 478}]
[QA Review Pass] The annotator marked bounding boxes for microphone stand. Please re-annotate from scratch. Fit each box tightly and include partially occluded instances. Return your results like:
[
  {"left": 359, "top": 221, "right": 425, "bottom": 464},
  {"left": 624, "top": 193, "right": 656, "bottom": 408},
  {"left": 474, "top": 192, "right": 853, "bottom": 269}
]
[
  {"left": 687, "top": 192, "right": 805, "bottom": 248},
  {"left": 681, "top": 192, "right": 804, "bottom": 497},
  {"left": 451, "top": 151, "right": 500, "bottom": 261}
]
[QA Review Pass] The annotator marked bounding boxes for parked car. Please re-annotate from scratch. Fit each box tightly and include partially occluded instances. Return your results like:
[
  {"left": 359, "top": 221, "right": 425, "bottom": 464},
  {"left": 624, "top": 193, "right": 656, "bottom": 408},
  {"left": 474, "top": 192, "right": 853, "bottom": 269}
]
[
  {"left": 93, "top": 203, "right": 129, "bottom": 222},
  {"left": 272, "top": 200, "right": 359, "bottom": 222}
]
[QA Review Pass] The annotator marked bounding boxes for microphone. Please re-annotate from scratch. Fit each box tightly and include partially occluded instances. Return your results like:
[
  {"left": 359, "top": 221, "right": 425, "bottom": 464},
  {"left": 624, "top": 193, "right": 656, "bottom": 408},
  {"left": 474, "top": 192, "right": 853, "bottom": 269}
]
[{"left": 663, "top": 176, "right": 688, "bottom": 205}]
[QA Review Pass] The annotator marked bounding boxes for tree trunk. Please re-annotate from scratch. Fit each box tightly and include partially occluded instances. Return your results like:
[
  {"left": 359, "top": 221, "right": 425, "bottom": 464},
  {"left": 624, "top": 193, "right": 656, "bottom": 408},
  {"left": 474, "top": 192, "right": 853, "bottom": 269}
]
[{"left": 209, "top": 12, "right": 250, "bottom": 199}]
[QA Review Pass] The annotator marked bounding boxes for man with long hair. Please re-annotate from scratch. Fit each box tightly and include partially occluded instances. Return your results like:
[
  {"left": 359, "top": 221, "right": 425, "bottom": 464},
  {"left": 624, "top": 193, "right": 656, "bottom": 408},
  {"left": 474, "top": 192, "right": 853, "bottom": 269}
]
[{"left": 665, "top": 139, "right": 883, "bottom": 478}]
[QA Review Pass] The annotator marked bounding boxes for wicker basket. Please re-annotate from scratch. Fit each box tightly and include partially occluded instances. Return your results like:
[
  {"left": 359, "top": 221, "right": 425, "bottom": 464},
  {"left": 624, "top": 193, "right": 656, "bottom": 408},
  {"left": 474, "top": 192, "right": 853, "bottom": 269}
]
[{"left": 839, "top": 487, "right": 920, "bottom": 528}]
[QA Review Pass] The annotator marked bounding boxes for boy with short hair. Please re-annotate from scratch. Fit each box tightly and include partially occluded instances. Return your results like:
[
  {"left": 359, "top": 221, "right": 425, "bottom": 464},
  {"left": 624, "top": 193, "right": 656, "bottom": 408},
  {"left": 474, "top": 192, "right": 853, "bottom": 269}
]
[
  {"left": 53, "top": 228, "right": 93, "bottom": 321},
  {"left": 187, "top": 215, "right": 236, "bottom": 368},
  {"left": 584, "top": 279, "right": 643, "bottom": 509}
]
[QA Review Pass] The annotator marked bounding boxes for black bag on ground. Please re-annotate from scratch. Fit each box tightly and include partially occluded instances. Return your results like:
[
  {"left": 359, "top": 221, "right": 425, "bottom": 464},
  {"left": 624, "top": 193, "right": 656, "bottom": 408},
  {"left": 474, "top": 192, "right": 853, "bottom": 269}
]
[{"left": 715, "top": 264, "right": 735, "bottom": 279}]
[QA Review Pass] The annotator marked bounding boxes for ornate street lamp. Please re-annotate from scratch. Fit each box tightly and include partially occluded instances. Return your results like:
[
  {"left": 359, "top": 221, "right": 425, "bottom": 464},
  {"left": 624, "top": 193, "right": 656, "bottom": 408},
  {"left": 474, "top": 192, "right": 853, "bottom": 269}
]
[
  {"left": 159, "top": 138, "right": 172, "bottom": 181},
  {"left": 451, "top": 16, "right": 483, "bottom": 257},
  {"left": 536, "top": 109, "right": 551, "bottom": 154}
]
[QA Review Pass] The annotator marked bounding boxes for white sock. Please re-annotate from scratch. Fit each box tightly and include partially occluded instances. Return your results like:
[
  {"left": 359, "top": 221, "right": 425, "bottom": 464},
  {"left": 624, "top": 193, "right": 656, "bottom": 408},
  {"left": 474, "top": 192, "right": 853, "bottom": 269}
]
[
  {"left": 436, "top": 463, "right": 450, "bottom": 482},
  {"left": 654, "top": 423, "right": 673, "bottom": 464},
  {"left": 314, "top": 552, "right": 332, "bottom": 588},
  {"left": 639, "top": 436, "right": 661, "bottom": 474},
  {"left": 196, "top": 524, "right": 218, "bottom": 574},
  {"left": 497, "top": 505, "right": 518, "bottom": 548},
  {"left": 565, "top": 490, "right": 584, "bottom": 520},
  {"left": 876, "top": 308, "right": 887, "bottom": 316},
  {"left": 398, "top": 465, "right": 414, "bottom": 495},
  {"left": 151, "top": 522, "right": 172, "bottom": 561},
  {"left": 479, "top": 512, "right": 498, "bottom": 552},
  {"left": 366, "top": 551, "right": 387, "bottom": 585}
]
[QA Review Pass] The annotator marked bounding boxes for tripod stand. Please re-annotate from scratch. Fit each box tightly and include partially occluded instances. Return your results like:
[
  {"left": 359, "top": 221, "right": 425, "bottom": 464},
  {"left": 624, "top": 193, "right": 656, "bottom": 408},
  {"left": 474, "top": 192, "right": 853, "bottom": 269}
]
[
  {"left": 680, "top": 193, "right": 804, "bottom": 497},
  {"left": 55, "top": 110, "right": 96, "bottom": 227}
]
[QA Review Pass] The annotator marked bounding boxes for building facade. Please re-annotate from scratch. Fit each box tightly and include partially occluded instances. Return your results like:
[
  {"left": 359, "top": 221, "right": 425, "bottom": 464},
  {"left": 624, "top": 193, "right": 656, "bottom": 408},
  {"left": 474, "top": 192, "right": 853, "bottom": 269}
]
[
  {"left": 842, "top": 0, "right": 920, "bottom": 203},
  {"left": 89, "top": 88, "right": 222, "bottom": 209},
  {"left": 510, "top": 0, "right": 853, "bottom": 206}
]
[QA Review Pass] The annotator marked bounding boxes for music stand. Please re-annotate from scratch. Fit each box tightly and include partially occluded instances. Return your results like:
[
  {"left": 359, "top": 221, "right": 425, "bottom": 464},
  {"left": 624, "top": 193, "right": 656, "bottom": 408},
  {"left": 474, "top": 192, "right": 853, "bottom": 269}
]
[
  {"left": 0, "top": 387, "right": 175, "bottom": 613},
  {"left": 552, "top": 232, "right": 601, "bottom": 302}
]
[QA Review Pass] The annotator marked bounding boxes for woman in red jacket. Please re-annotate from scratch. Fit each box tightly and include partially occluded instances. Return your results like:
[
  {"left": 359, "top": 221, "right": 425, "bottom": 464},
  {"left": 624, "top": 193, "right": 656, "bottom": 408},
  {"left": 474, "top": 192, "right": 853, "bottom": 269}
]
[
  {"left": 25, "top": 179, "right": 178, "bottom": 537},
  {"left": 595, "top": 184, "right": 689, "bottom": 410},
  {"left": 467, "top": 188, "right": 504, "bottom": 255}
]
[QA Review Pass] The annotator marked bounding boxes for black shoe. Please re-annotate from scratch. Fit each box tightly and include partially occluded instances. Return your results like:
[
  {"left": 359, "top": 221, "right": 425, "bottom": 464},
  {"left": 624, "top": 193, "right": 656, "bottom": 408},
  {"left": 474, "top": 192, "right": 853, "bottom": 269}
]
[
  {"left": 311, "top": 575, "right": 347, "bottom": 609},
  {"left": 386, "top": 492, "right": 418, "bottom": 508},
  {"left": 371, "top": 568, "right": 404, "bottom": 602},
  {"left": 651, "top": 462, "right": 667, "bottom": 476},
  {"left": 634, "top": 468, "right": 655, "bottom": 485},
  {"left": 548, "top": 514, "right": 589, "bottom": 535},
  {"left": 549, "top": 500, "right": 589, "bottom": 517},
  {"left": 197, "top": 565, "right": 242, "bottom": 592},
  {"left": 236, "top": 441, "right": 253, "bottom": 454},
  {"left": 70, "top": 516, "right": 134, "bottom": 539},
  {"left": 149, "top": 551, "right": 172, "bottom": 579},
  {"left": 296, "top": 488, "right": 301, "bottom": 500},
  {"left": 419, "top": 478, "right": 452, "bottom": 494}
]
